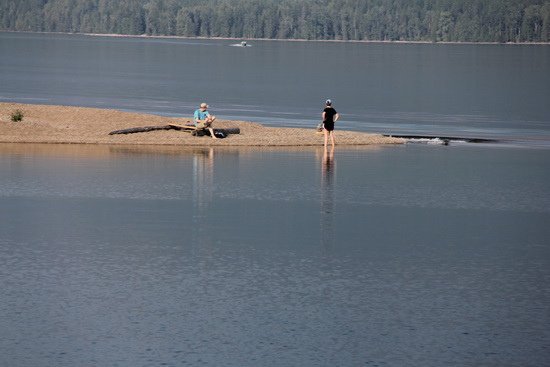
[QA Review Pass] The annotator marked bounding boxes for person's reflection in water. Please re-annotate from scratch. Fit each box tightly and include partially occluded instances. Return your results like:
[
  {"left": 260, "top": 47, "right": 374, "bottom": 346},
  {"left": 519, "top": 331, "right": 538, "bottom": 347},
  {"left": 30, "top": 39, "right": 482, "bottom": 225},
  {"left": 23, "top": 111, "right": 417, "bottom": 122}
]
[
  {"left": 189, "top": 148, "right": 217, "bottom": 265},
  {"left": 192, "top": 147, "right": 215, "bottom": 217},
  {"left": 319, "top": 147, "right": 336, "bottom": 250}
]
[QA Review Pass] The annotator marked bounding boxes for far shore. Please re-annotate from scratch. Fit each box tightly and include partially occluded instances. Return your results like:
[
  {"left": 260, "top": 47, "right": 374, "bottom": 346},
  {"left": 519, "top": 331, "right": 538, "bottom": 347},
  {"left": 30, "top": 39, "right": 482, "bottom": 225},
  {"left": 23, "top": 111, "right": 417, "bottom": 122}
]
[
  {"left": 0, "top": 103, "right": 404, "bottom": 147},
  {"left": 3, "top": 30, "right": 549, "bottom": 46}
]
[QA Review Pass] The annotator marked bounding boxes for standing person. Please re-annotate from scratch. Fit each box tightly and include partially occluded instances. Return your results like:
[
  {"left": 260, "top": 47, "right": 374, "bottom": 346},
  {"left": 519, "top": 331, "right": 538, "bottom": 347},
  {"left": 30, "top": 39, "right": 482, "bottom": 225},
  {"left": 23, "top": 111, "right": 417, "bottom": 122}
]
[
  {"left": 322, "top": 99, "right": 339, "bottom": 148},
  {"left": 194, "top": 102, "right": 217, "bottom": 139}
]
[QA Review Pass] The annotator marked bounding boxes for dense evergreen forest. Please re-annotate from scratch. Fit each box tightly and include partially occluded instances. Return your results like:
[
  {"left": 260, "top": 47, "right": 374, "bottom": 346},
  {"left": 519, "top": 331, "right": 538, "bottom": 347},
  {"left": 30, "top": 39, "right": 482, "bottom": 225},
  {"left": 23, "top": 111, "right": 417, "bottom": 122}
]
[{"left": 1, "top": 0, "right": 549, "bottom": 42}]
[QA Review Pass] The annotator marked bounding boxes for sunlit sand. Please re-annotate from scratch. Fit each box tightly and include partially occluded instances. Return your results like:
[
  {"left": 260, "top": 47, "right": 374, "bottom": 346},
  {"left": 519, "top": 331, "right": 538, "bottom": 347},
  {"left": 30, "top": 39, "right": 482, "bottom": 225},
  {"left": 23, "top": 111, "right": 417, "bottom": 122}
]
[{"left": 0, "top": 103, "right": 404, "bottom": 147}]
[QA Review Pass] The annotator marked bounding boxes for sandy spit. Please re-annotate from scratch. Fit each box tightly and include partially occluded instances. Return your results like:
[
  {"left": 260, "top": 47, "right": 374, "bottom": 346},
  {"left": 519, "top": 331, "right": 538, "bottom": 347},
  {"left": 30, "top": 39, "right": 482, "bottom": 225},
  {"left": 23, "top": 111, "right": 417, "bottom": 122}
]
[{"left": 0, "top": 103, "right": 404, "bottom": 147}]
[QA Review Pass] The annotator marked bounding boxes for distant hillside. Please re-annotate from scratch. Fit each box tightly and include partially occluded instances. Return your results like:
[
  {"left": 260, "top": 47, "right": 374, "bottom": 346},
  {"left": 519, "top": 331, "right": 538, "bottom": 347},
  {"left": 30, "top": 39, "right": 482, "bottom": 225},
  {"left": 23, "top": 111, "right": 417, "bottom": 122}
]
[{"left": 2, "top": 0, "right": 549, "bottom": 42}]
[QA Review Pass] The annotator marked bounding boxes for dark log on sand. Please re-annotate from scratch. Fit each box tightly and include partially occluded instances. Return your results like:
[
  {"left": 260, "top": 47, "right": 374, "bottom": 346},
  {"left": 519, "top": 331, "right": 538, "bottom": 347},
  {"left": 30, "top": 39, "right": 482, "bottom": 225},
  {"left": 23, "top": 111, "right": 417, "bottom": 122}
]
[
  {"left": 192, "top": 128, "right": 241, "bottom": 136},
  {"left": 168, "top": 123, "right": 241, "bottom": 135},
  {"left": 109, "top": 125, "right": 174, "bottom": 135},
  {"left": 220, "top": 128, "right": 240, "bottom": 134},
  {"left": 109, "top": 125, "right": 240, "bottom": 135}
]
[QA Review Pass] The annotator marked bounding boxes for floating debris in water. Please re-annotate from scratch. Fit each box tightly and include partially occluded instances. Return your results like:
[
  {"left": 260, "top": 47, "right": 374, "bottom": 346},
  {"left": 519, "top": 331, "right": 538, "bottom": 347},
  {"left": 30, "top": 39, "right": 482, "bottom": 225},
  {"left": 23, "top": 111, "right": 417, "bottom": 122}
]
[{"left": 384, "top": 134, "right": 498, "bottom": 146}]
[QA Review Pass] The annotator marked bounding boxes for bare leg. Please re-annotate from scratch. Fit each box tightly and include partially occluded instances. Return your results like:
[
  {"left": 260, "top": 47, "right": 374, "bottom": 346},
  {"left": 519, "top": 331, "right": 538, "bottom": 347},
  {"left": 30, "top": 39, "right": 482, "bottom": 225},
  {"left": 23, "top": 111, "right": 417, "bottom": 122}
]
[
  {"left": 324, "top": 129, "right": 329, "bottom": 148},
  {"left": 330, "top": 131, "right": 335, "bottom": 148},
  {"left": 208, "top": 127, "right": 217, "bottom": 139},
  {"left": 205, "top": 119, "right": 217, "bottom": 139}
]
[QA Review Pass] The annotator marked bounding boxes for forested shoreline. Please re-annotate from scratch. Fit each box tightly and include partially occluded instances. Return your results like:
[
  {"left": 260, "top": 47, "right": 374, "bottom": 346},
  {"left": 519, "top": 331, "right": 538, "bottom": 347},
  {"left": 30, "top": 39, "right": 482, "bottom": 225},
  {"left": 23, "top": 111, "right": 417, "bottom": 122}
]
[{"left": 1, "top": 0, "right": 549, "bottom": 43}]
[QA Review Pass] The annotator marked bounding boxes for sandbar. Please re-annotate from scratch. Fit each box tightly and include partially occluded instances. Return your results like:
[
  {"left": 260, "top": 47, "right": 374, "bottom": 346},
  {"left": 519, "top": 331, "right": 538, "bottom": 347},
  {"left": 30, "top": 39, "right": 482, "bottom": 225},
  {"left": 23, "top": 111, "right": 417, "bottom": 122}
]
[{"left": 0, "top": 103, "right": 404, "bottom": 147}]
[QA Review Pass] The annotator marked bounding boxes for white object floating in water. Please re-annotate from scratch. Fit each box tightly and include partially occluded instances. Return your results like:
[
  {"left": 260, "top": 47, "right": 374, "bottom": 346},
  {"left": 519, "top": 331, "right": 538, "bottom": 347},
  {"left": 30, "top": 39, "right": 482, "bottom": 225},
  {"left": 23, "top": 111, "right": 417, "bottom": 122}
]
[{"left": 230, "top": 41, "right": 251, "bottom": 47}]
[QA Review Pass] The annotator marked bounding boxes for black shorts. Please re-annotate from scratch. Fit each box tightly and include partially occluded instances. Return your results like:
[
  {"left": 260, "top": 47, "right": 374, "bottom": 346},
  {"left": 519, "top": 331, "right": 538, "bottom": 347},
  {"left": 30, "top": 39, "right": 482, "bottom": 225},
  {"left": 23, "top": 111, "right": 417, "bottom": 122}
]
[{"left": 323, "top": 121, "right": 334, "bottom": 131}]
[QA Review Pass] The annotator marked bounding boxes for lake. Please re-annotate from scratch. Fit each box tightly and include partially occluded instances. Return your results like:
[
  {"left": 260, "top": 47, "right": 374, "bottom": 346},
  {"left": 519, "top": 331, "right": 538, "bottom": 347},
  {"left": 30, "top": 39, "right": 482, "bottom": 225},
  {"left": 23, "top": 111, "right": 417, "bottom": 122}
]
[
  {"left": 1, "top": 33, "right": 550, "bottom": 366},
  {"left": 1, "top": 32, "right": 549, "bottom": 145},
  {"left": 1, "top": 143, "right": 549, "bottom": 366}
]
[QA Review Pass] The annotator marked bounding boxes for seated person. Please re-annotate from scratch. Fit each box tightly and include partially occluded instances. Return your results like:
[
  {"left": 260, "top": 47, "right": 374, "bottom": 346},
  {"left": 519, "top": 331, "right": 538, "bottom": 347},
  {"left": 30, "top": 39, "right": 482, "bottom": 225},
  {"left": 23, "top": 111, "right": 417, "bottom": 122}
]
[{"left": 194, "top": 102, "right": 217, "bottom": 139}]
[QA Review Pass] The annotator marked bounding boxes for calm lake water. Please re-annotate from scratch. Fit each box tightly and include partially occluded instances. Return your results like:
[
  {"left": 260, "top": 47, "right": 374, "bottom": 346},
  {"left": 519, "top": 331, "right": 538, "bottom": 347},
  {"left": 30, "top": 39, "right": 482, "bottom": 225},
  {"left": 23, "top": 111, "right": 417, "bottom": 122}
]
[
  {"left": 1, "top": 32, "right": 550, "bottom": 145},
  {"left": 1, "top": 33, "right": 550, "bottom": 366},
  {"left": 1, "top": 143, "right": 549, "bottom": 366}
]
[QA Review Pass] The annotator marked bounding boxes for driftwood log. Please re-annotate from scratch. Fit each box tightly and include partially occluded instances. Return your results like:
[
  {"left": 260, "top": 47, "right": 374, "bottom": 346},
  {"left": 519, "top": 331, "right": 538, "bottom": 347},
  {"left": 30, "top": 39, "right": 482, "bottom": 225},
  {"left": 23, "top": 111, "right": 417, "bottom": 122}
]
[
  {"left": 109, "top": 125, "right": 240, "bottom": 135},
  {"left": 192, "top": 128, "right": 241, "bottom": 137},
  {"left": 109, "top": 125, "right": 173, "bottom": 135}
]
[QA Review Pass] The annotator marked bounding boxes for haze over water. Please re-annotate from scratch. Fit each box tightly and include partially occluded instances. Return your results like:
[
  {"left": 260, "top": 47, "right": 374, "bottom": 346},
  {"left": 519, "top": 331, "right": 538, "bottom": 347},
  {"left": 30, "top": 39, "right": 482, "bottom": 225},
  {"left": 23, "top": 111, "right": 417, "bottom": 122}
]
[{"left": 1, "top": 33, "right": 550, "bottom": 366}]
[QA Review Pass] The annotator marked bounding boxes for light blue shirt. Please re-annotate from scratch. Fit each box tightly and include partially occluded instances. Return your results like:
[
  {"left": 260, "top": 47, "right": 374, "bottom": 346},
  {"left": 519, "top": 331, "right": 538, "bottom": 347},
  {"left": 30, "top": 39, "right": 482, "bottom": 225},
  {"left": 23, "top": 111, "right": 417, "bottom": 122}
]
[{"left": 194, "top": 109, "right": 210, "bottom": 125}]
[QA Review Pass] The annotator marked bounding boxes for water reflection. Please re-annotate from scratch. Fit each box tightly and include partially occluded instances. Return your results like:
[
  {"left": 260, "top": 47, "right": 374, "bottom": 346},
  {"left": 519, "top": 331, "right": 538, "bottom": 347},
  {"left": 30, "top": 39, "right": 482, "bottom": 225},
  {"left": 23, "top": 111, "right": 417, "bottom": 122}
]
[
  {"left": 319, "top": 147, "right": 336, "bottom": 249},
  {"left": 2, "top": 143, "right": 550, "bottom": 366},
  {"left": 192, "top": 148, "right": 215, "bottom": 212}
]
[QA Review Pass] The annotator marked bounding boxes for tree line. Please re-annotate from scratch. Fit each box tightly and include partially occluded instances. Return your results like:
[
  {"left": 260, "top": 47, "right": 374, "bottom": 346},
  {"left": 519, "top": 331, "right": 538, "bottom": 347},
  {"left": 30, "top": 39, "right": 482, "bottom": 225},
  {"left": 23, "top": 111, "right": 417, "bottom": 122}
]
[{"left": 2, "top": 0, "right": 549, "bottom": 43}]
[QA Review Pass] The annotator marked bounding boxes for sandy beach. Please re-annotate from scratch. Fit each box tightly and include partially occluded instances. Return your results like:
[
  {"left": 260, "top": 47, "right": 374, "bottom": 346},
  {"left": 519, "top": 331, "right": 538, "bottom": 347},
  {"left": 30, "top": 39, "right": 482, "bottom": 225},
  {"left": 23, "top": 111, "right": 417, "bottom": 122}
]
[{"left": 0, "top": 103, "right": 404, "bottom": 147}]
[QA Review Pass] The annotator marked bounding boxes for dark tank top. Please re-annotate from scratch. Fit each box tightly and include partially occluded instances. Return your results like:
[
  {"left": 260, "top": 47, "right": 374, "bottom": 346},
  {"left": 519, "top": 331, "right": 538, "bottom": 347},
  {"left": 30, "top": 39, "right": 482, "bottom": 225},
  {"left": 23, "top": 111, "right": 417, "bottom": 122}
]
[{"left": 323, "top": 107, "right": 337, "bottom": 130}]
